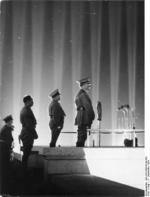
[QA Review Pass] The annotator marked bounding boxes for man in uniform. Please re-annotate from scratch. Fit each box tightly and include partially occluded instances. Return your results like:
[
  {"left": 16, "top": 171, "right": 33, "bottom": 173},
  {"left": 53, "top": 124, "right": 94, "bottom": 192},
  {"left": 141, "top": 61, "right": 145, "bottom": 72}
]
[
  {"left": 0, "top": 115, "right": 14, "bottom": 192},
  {"left": 49, "top": 89, "right": 66, "bottom": 147},
  {"left": 75, "top": 77, "right": 95, "bottom": 147},
  {"left": 0, "top": 115, "right": 14, "bottom": 159},
  {"left": 19, "top": 95, "right": 38, "bottom": 171}
]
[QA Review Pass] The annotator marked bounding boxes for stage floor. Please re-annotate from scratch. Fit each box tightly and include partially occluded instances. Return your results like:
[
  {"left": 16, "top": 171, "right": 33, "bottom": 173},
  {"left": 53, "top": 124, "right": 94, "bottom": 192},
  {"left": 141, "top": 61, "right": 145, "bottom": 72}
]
[{"left": 31, "top": 146, "right": 144, "bottom": 190}]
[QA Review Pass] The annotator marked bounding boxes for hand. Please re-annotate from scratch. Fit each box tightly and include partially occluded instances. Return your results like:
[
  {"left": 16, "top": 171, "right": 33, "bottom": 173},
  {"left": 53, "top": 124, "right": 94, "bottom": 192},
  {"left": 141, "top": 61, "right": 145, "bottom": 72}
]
[
  {"left": 57, "top": 126, "right": 63, "bottom": 131},
  {"left": 86, "top": 125, "right": 91, "bottom": 129},
  {"left": 11, "top": 125, "right": 14, "bottom": 130},
  {"left": 10, "top": 151, "right": 14, "bottom": 161}
]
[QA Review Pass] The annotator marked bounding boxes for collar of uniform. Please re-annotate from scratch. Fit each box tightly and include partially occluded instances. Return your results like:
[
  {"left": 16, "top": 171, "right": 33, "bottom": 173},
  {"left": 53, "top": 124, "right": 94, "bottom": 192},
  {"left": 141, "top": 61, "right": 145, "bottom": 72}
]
[
  {"left": 79, "top": 89, "right": 86, "bottom": 93},
  {"left": 52, "top": 100, "right": 59, "bottom": 104}
]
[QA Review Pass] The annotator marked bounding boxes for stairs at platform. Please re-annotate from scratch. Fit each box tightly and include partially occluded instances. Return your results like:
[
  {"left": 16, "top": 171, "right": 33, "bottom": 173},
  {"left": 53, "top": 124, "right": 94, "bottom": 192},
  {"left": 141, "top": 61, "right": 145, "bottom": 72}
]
[
  {"left": 9, "top": 146, "right": 144, "bottom": 195},
  {"left": 43, "top": 147, "right": 90, "bottom": 175},
  {"left": 29, "top": 146, "right": 144, "bottom": 191},
  {"left": 29, "top": 147, "right": 90, "bottom": 175}
]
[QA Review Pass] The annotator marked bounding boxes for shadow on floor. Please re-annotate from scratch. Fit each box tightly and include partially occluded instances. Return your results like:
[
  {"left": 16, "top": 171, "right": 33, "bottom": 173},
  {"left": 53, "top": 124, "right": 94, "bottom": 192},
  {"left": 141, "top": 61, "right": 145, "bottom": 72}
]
[
  {"left": 39, "top": 174, "right": 144, "bottom": 196},
  {"left": 2, "top": 160, "right": 144, "bottom": 196},
  {"left": 8, "top": 171, "right": 144, "bottom": 196}
]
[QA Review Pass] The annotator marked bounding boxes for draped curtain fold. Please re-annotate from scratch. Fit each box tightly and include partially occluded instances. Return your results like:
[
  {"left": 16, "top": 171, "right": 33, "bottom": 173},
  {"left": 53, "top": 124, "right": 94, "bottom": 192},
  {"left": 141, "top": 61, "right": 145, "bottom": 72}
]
[{"left": 0, "top": 1, "right": 144, "bottom": 146}]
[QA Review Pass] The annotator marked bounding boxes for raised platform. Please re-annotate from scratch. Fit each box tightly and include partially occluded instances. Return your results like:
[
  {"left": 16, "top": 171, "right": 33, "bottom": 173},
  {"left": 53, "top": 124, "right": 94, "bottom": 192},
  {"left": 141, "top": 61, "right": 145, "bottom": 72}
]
[{"left": 29, "top": 146, "right": 144, "bottom": 190}]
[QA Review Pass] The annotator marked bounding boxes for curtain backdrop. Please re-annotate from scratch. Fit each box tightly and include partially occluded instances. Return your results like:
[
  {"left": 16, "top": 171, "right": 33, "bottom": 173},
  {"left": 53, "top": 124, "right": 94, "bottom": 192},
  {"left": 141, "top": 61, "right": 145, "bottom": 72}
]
[{"left": 0, "top": 0, "right": 144, "bottom": 147}]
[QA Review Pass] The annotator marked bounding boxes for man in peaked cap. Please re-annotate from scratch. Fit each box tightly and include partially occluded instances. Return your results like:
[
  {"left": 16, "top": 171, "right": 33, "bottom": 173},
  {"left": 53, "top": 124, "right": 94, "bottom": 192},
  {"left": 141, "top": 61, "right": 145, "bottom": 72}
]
[
  {"left": 75, "top": 77, "right": 95, "bottom": 147},
  {"left": 0, "top": 115, "right": 14, "bottom": 159},
  {"left": 3, "top": 115, "right": 13, "bottom": 122},
  {"left": 49, "top": 89, "right": 66, "bottom": 147},
  {"left": 19, "top": 95, "right": 38, "bottom": 172},
  {"left": 0, "top": 115, "right": 14, "bottom": 192}
]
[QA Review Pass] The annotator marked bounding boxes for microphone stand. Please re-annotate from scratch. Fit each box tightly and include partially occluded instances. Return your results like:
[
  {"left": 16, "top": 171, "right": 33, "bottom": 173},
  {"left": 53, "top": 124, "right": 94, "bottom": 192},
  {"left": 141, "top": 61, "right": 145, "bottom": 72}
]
[{"left": 97, "top": 101, "right": 102, "bottom": 147}]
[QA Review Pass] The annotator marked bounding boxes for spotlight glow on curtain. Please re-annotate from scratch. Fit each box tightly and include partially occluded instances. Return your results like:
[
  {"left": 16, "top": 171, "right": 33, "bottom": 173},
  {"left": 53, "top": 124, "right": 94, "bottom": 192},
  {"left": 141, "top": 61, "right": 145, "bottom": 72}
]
[{"left": 0, "top": 1, "right": 144, "bottom": 148}]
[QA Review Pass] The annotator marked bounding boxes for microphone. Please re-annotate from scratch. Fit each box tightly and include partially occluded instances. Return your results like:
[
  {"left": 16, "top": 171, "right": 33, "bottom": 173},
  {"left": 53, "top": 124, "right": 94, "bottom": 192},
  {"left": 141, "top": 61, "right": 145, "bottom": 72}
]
[{"left": 97, "top": 101, "right": 102, "bottom": 121}]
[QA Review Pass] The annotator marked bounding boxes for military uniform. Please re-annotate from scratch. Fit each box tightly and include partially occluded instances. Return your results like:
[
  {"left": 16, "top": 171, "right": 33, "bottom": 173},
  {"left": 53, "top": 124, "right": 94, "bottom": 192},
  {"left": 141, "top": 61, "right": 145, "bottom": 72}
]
[
  {"left": 0, "top": 115, "right": 14, "bottom": 193},
  {"left": 0, "top": 115, "right": 14, "bottom": 160},
  {"left": 0, "top": 125, "right": 14, "bottom": 155},
  {"left": 75, "top": 78, "right": 95, "bottom": 147},
  {"left": 19, "top": 95, "right": 38, "bottom": 170},
  {"left": 49, "top": 89, "right": 66, "bottom": 147}
]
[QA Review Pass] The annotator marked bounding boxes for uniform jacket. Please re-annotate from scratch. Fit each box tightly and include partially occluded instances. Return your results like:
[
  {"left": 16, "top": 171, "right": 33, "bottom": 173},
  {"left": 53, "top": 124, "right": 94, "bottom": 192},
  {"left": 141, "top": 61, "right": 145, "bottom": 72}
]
[
  {"left": 49, "top": 100, "right": 66, "bottom": 129},
  {"left": 19, "top": 106, "right": 38, "bottom": 142},
  {"left": 75, "top": 89, "right": 95, "bottom": 126},
  {"left": 0, "top": 125, "right": 13, "bottom": 151}
]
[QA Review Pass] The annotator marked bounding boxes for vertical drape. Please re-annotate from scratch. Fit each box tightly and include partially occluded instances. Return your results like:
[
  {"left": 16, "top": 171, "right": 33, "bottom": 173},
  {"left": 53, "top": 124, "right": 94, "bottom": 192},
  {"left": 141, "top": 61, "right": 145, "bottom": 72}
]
[{"left": 0, "top": 0, "right": 144, "bottom": 147}]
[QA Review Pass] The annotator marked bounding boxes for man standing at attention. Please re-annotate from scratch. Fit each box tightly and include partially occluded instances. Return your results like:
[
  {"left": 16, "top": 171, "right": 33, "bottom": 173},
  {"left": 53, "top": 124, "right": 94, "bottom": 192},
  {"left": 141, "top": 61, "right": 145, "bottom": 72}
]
[
  {"left": 75, "top": 77, "right": 95, "bottom": 147},
  {"left": 0, "top": 115, "right": 14, "bottom": 159},
  {"left": 19, "top": 95, "right": 38, "bottom": 171},
  {"left": 49, "top": 89, "right": 66, "bottom": 147},
  {"left": 0, "top": 115, "right": 14, "bottom": 192}
]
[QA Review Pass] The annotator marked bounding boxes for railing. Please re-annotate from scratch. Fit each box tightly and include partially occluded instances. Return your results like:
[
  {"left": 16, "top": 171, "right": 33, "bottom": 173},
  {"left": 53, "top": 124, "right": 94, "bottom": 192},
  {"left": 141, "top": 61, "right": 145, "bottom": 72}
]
[
  {"left": 61, "top": 129, "right": 144, "bottom": 147},
  {"left": 88, "top": 129, "right": 144, "bottom": 147}
]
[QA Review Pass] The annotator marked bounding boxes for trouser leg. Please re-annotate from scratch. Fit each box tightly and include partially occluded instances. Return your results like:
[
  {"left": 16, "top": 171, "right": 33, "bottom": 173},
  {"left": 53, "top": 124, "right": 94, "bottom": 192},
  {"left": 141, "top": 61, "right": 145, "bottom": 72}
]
[
  {"left": 76, "top": 125, "right": 87, "bottom": 147},
  {"left": 22, "top": 142, "right": 33, "bottom": 171},
  {"left": 50, "top": 128, "right": 61, "bottom": 147}
]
